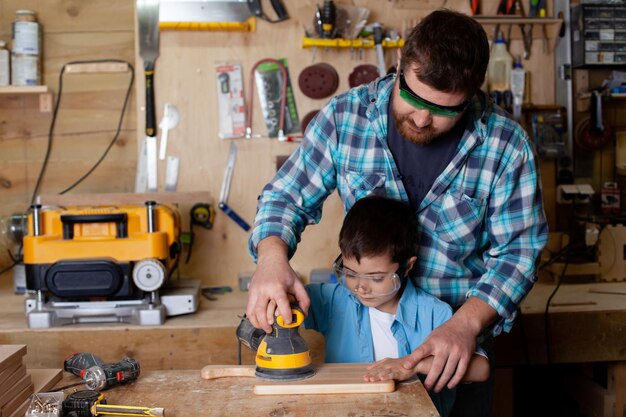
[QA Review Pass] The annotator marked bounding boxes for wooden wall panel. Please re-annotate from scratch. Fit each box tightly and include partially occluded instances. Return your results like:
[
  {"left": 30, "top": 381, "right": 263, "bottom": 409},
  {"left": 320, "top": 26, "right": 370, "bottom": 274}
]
[
  {"left": 0, "top": 0, "right": 557, "bottom": 287},
  {"left": 0, "top": 0, "right": 136, "bottom": 225},
  {"left": 0, "top": 0, "right": 134, "bottom": 32}
]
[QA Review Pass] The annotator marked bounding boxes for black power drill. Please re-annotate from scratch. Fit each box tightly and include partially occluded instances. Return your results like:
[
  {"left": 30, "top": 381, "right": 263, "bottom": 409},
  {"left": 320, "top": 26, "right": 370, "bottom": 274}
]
[{"left": 64, "top": 353, "right": 140, "bottom": 391}]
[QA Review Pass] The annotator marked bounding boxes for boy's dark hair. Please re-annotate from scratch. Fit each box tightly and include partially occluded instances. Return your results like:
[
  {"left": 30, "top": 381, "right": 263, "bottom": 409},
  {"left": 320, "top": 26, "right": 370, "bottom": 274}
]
[
  {"left": 401, "top": 9, "right": 489, "bottom": 98},
  {"left": 339, "top": 196, "right": 417, "bottom": 265}
]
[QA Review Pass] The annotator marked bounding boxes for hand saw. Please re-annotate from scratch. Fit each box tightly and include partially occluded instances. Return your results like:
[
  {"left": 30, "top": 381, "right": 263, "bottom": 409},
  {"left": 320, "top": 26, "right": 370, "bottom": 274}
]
[
  {"left": 137, "top": 0, "right": 160, "bottom": 137},
  {"left": 159, "top": 0, "right": 288, "bottom": 27}
]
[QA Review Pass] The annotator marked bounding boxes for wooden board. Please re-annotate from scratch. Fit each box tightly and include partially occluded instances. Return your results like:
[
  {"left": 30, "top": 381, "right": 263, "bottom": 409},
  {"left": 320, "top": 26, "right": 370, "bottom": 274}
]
[
  {"left": 0, "top": 364, "right": 26, "bottom": 395},
  {"left": 6, "top": 400, "right": 29, "bottom": 417},
  {"left": 0, "top": 345, "right": 26, "bottom": 373},
  {"left": 0, "top": 362, "right": 24, "bottom": 387},
  {"left": 1, "top": 383, "right": 33, "bottom": 417},
  {"left": 30, "top": 369, "right": 64, "bottom": 393},
  {"left": 0, "top": 373, "right": 31, "bottom": 408},
  {"left": 201, "top": 363, "right": 395, "bottom": 395}
]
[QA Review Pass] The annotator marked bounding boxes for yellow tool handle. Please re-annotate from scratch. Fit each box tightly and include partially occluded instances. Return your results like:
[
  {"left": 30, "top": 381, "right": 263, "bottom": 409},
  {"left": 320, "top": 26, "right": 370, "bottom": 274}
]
[
  {"left": 93, "top": 404, "right": 165, "bottom": 417},
  {"left": 275, "top": 308, "right": 305, "bottom": 328}
]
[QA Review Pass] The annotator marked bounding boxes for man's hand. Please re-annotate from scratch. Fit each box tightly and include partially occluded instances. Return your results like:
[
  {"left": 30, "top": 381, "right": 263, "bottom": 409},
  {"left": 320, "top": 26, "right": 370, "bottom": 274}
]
[
  {"left": 246, "top": 237, "right": 310, "bottom": 333},
  {"left": 402, "top": 298, "right": 497, "bottom": 392},
  {"left": 401, "top": 319, "right": 475, "bottom": 392}
]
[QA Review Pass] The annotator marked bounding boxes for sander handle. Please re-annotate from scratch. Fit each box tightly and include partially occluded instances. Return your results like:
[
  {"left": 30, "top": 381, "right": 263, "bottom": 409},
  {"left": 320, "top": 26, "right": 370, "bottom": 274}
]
[{"left": 201, "top": 365, "right": 256, "bottom": 380}]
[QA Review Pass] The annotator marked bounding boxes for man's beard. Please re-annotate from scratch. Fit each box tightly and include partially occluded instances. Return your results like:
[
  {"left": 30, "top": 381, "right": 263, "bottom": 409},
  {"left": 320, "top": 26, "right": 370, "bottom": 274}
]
[{"left": 393, "top": 110, "right": 437, "bottom": 145}]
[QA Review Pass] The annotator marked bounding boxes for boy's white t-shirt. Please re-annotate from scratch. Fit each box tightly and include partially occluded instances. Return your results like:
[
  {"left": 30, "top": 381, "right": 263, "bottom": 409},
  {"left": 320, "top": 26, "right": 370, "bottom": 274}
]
[{"left": 368, "top": 307, "right": 398, "bottom": 361}]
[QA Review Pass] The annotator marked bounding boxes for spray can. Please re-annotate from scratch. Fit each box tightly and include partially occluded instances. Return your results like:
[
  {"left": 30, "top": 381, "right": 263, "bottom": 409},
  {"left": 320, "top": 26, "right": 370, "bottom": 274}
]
[
  {"left": 0, "top": 41, "right": 9, "bottom": 86},
  {"left": 510, "top": 56, "right": 526, "bottom": 121},
  {"left": 11, "top": 10, "right": 41, "bottom": 86}
]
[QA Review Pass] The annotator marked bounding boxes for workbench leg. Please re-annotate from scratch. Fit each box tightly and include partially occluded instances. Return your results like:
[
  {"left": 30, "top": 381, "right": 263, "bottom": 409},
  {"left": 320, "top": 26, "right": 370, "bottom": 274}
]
[{"left": 609, "top": 362, "right": 626, "bottom": 417}]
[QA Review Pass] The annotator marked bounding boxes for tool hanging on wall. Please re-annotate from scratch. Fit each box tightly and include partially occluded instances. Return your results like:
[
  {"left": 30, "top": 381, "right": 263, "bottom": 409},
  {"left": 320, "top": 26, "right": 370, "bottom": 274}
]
[
  {"left": 219, "top": 142, "right": 251, "bottom": 231},
  {"left": 185, "top": 203, "right": 215, "bottom": 263},
  {"left": 371, "top": 23, "right": 386, "bottom": 76},
  {"left": 247, "top": 0, "right": 290, "bottom": 23},
  {"left": 137, "top": 0, "right": 160, "bottom": 137},
  {"left": 576, "top": 90, "right": 613, "bottom": 151},
  {"left": 319, "top": 0, "right": 336, "bottom": 38},
  {"left": 246, "top": 58, "right": 288, "bottom": 140},
  {"left": 160, "top": 0, "right": 255, "bottom": 32},
  {"left": 158, "top": 103, "right": 180, "bottom": 160},
  {"left": 137, "top": 0, "right": 160, "bottom": 192}
]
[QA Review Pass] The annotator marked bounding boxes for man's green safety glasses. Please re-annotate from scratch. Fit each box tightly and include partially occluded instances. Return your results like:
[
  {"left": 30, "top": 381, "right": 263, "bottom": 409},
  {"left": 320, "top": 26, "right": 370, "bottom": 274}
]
[{"left": 398, "top": 71, "right": 469, "bottom": 118}]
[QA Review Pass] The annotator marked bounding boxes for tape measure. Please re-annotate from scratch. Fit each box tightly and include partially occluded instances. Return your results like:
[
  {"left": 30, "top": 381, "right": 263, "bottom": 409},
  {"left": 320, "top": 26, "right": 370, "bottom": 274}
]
[
  {"left": 190, "top": 203, "right": 215, "bottom": 230},
  {"left": 185, "top": 203, "right": 215, "bottom": 264},
  {"left": 63, "top": 390, "right": 105, "bottom": 417}
]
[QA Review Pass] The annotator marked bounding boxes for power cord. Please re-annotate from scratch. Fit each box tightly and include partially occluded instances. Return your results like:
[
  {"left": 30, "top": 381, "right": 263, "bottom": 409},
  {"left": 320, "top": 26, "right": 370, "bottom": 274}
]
[
  {"left": 0, "top": 250, "right": 18, "bottom": 275},
  {"left": 30, "top": 59, "right": 135, "bottom": 206},
  {"left": 543, "top": 247, "right": 570, "bottom": 364}
]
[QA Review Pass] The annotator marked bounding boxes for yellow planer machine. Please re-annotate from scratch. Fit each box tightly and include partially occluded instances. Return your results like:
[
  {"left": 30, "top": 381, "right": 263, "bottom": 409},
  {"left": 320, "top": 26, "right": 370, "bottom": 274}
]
[{"left": 23, "top": 201, "right": 198, "bottom": 328}]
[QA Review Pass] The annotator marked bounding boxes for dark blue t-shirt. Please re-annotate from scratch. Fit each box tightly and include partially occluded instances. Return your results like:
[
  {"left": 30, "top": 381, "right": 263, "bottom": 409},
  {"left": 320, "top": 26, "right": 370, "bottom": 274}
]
[{"left": 387, "top": 100, "right": 466, "bottom": 210}]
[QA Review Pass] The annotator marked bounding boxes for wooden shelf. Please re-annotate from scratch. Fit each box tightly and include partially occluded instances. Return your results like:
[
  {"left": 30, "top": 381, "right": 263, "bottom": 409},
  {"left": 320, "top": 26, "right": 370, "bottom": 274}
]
[
  {"left": 302, "top": 36, "right": 404, "bottom": 49},
  {"left": 0, "top": 85, "right": 48, "bottom": 94},
  {"left": 474, "top": 16, "right": 563, "bottom": 43},
  {"left": 0, "top": 85, "right": 52, "bottom": 112}
]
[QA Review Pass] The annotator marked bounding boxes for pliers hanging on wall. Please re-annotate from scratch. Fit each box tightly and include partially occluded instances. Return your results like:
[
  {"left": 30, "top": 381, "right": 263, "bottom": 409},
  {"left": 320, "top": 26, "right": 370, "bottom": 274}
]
[
  {"left": 247, "top": 0, "right": 289, "bottom": 23},
  {"left": 496, "top": 0, "right": 531, "bottom": 58}
]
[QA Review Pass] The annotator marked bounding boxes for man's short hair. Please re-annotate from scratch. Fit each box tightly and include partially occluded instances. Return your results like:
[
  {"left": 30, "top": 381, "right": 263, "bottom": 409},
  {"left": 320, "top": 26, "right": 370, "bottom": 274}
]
[
  {"left": 401, "top": 9, "right": 489, "bottom": 98},
  {"left": 339, "top": 196, "right": 418, "bottom": 265}
]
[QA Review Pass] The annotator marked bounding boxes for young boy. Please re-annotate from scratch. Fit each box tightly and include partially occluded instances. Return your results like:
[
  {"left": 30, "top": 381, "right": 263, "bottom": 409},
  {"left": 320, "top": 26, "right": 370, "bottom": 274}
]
[{"left": 303, "top": 196, "right": 489, "bottom": 416}]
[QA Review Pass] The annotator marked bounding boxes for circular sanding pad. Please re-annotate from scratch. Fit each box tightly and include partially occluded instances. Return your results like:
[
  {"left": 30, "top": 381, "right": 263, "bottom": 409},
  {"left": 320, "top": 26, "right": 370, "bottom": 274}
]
[
  {"left": 300, "top": 109, "right": 320, "bottom": 133},
  {"left": 298, "top": 63, "right": 339, "bottom": 99},
  {"left": 348, "top": 64, "right": 380, "bottom": 88}
]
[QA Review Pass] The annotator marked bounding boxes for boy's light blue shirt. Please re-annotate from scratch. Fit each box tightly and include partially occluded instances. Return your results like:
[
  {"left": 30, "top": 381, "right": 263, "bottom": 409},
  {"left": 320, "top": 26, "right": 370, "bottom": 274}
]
[
  {"left": 304, "top": 279, "right": 456, "bottom": 416},
  {"left": 304, "top": 279, "right": 452, "bottom": 363}
]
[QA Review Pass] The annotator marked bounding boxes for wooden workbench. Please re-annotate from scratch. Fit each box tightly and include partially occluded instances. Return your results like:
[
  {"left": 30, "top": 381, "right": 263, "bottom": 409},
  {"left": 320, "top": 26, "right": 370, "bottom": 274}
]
[
  {"left": 0, "top": 275, "right": 625, "bottom": 368},
  {"left": 55, "top": 370, "right": 440, "bottom": 417},
  {"left": 0, "top": 275, "right": 324, "bottom": 369},
  {"left": 1, "top": 274, "right": 625, "bottom": 415},
  {"left": 495, "top": 281, "right": 626, "bottom": 417},
  {"left": 497, "top": 281, "right": 626, "bottom": 365}
]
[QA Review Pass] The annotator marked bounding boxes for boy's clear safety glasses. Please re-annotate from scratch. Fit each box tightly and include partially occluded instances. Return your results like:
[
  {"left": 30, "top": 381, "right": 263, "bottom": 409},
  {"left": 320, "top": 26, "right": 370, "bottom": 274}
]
[{"left": 332, "top": 255, "right": 402, "bottom": 297}]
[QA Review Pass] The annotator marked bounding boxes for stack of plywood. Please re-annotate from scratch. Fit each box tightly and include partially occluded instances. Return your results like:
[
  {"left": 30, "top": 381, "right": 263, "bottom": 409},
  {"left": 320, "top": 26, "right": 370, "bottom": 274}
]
[{"left": 0, "top": 345, "right": 63, "bottom": 417}]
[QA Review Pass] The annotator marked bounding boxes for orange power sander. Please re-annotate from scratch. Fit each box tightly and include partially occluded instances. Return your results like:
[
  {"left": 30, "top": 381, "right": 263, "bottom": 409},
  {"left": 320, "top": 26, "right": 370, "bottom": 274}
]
[{"left": 236, "top": 305, "right": 315, "bottom": 381}]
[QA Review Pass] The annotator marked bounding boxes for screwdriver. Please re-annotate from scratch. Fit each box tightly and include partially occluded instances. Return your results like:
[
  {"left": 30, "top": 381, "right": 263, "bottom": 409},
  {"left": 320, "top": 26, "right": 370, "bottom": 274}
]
[{"left": 64, "top": 352, "right": 141, "bottom": 391}]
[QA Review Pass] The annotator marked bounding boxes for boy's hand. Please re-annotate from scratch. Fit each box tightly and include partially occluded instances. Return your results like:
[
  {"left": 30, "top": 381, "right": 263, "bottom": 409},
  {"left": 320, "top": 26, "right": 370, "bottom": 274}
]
[{"left": 364, "top": 357, "right": 421, "bottom": 382}]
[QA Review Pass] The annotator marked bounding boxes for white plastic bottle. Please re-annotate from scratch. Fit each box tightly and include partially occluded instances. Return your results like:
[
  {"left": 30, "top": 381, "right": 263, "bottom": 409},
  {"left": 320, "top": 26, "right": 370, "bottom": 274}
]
[
  {"left": 510, "top": 56, "right": 526, "bottom": 121},
  {"left": 0, "top": 41, "right": 9, "bottom": 86},
  {"left": 487, "top": 33, "right": 513, "bottom": 92}
]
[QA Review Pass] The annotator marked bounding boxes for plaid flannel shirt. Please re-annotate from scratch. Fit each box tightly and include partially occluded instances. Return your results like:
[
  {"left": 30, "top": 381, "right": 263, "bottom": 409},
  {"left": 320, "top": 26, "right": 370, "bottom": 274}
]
[{"left": 249, "top": 74, "right": 548, "bottom": 335}]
